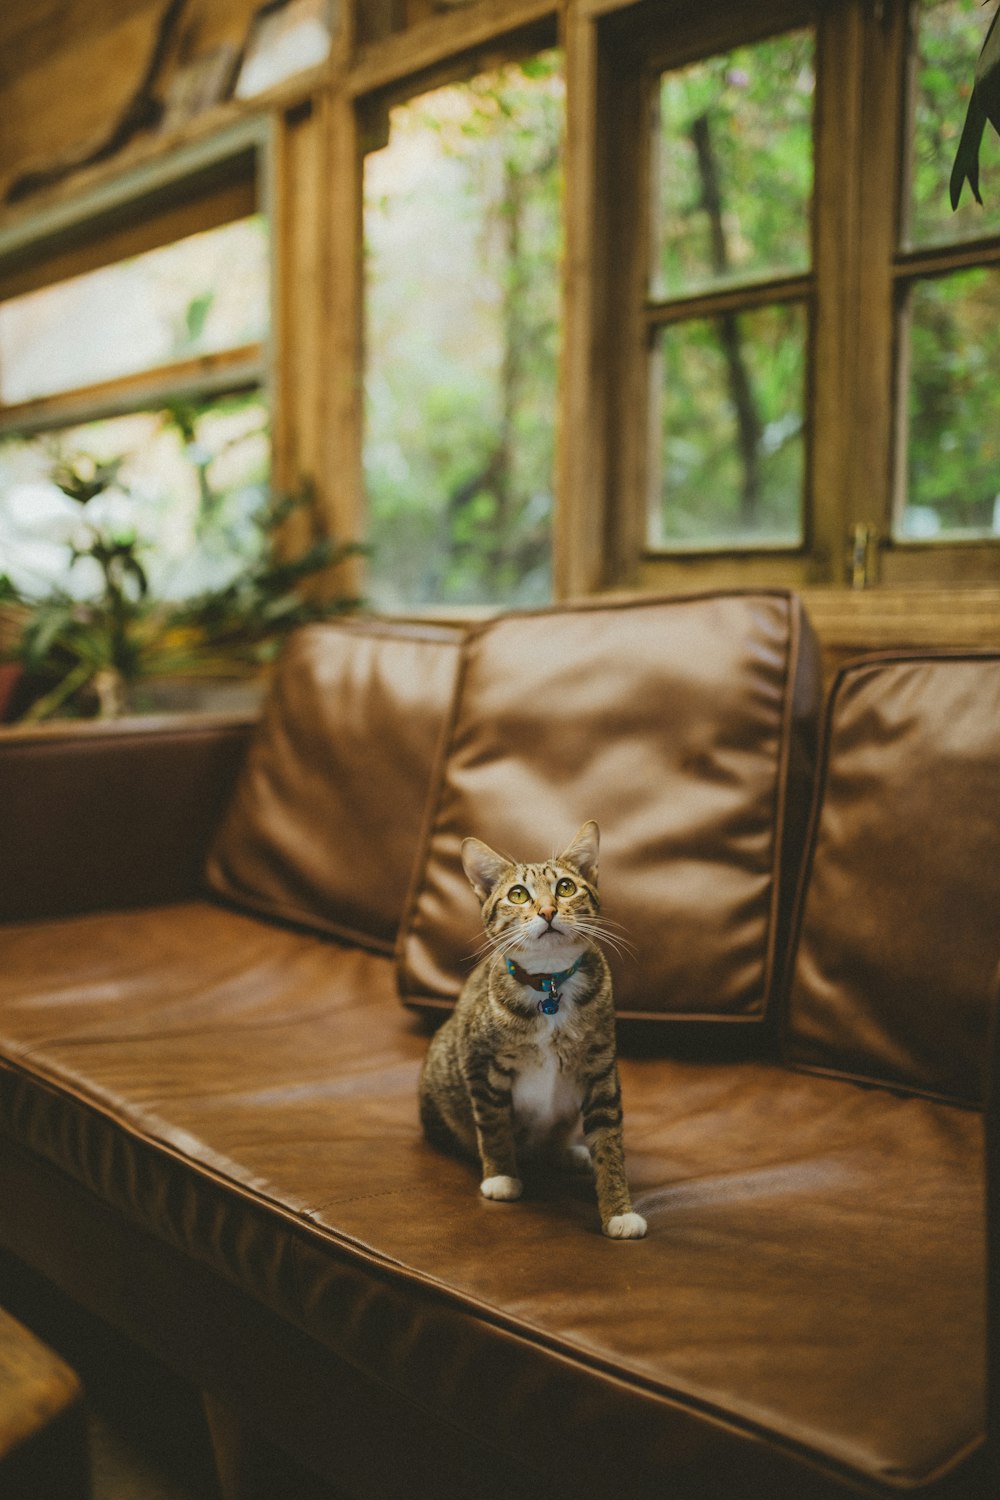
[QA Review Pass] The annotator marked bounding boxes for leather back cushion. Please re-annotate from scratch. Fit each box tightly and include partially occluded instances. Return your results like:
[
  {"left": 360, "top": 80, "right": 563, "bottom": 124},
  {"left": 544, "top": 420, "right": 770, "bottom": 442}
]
[
  {"left": 784, "top": 653, "right": 1000, "bottom": 1105},
  {"left": 205, "top": 621, "right": 463, "bottom": 953},
  {"left": 398, "top": 592, "right": 821, "bottom": 1022},
  {"left": 0, "top": 717, "right": 253, "bottom": 921}
]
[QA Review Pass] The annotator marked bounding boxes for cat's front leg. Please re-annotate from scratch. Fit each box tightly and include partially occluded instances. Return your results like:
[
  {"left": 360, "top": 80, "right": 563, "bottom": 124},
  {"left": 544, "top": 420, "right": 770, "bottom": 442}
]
[
  {"left": 468, "top": 1056, "right": 522, "bottom": 1202},
  {"left": 582, "top": 1062, "right": 647, "bottom": 1239}
]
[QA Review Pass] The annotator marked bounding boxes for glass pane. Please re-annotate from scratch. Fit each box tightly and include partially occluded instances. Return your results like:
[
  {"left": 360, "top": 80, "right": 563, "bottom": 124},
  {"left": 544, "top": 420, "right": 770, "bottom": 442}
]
[
  {"left": 909, "top": 0, "right": 1000, "bottom": 245},
  {"left": 654, "top": 31, "right": 814, "bottom": 299},
  {"left": 0, "top": 216, "right": 269, "bottom": 405},
  {"left": 898, "top": 268, "right": 1000, "bottom": 539},
  {"left": 651, "top": 302, "right": 806, "bottom": 548},
  {"left": 363, "top": 53, "right": 562, "bottom": 610},
  {"left": 0, "top": 394, "right": 269, "bottom": 601}
]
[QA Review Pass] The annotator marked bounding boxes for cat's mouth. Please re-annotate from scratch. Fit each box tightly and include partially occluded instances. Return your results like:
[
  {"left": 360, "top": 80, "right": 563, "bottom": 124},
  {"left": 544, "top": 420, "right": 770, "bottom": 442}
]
[{"left": 529, "top": 918, "right": 579, "bottom": 947}]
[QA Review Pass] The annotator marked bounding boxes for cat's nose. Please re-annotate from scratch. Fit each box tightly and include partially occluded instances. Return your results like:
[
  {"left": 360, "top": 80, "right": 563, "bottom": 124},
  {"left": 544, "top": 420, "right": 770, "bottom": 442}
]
[{"left": 539, "top": 906, "right": 556, "bottom": 925}]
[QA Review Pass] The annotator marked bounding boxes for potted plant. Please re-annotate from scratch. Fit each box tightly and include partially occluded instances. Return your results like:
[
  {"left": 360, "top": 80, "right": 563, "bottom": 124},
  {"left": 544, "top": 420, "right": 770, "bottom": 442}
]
[{"left": 0, "top": 455, "right": 362, "bottom": 723}]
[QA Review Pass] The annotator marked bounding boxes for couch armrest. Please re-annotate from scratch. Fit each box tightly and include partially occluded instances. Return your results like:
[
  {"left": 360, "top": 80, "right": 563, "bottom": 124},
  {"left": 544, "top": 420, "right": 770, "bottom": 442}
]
[{"left": 0, "top": 714, "right": 255, "bottom": 922}]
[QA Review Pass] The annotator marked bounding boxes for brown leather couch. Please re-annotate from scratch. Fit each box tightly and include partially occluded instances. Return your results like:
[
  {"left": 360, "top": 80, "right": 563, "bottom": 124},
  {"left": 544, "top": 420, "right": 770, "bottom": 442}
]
[{"left": 0, "top": 594, "right": 997, "bottom": 1500}]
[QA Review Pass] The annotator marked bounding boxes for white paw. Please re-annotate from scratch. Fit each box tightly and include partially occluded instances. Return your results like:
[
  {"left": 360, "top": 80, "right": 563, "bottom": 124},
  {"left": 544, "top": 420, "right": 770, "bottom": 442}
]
[
  {"left": 563, "top": 1144, "right": 593, "bottom": 1174},
  {"left": 480, "top": 1175, "right": 523, "bottom": 1201},
  {"left": 604, "top": 1211, "right": 647, "bottom": 1239}
]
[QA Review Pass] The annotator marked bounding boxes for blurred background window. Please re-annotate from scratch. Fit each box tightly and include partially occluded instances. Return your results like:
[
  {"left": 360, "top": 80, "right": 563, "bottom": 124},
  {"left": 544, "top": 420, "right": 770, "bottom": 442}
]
[
  {"left": 0, "top": 210, "right": 271, "bottom": 601},
  {"left": 894, "top": 0, "right": 1000, "bottom": 544},
  {"left": 363, "top": 50, "right": 563, "bottom": 610},
  {"left": 648, "top": 29, "right": 814, "bottom": 553}
]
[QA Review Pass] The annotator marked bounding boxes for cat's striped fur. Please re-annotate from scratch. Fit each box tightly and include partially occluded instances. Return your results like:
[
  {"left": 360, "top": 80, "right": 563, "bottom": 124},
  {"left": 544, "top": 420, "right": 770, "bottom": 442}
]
[{"left": 418, "top": 822, "right": 646, "bottom": 1239}]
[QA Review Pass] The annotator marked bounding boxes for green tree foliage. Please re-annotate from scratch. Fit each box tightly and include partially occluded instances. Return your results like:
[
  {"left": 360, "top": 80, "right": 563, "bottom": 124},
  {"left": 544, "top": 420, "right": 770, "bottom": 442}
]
[
  {"left": 904, "top": 268, "right": 1000, "bottom": 536},
  {"left": 363, "top": 53, "right": 562, "bottom": 609},
  {"left": 656, "top": 32, "right": 813, "bottom": 297},
  {"left": 946, "top": 0, "right": 1000, "bottom": 211},
  {"left": 654, "top": 31, "right": 813, "bottom": 546},
  {"left": 903, "top": 0, "right": 1000, "bottom": 539},
  {"left": 916, "top": 0, "right": 1000, "bottom": 238},
  {"left": 656, "top": 6, "right": 1000, "bottom": 547},
  {"left": 657, "top": 305, "right": 807, "bottom": 546}
]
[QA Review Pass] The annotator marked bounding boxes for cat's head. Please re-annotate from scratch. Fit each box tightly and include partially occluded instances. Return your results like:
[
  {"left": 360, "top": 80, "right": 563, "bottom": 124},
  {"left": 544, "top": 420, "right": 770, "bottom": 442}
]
[{"left": 460, "top": 821, "right": 602, "bottom": 965}]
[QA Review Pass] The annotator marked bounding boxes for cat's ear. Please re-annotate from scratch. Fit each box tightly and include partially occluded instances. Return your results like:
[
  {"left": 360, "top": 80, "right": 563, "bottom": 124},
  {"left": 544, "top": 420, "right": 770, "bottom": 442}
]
[
  {"left": 560, "top": 821, "right": 599, "bottom": 886},
  {"left": 461, "top": 838, "right": 513, "bottom": 902}
]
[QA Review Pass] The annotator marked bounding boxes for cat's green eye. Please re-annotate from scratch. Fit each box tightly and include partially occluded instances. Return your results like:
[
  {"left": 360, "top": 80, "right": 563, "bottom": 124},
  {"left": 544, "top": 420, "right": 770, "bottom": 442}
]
[
  {"left": 507, "top": 885, "right": 530, "bottom": 905},
  {"left": 555, "top": 878, "right": 577, "bottom": 898}
]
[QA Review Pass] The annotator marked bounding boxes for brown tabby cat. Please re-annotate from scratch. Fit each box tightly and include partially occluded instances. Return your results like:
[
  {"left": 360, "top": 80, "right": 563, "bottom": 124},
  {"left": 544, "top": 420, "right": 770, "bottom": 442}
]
[{"left": 418, "top": 821, "right": 647, "bottom": 1239}]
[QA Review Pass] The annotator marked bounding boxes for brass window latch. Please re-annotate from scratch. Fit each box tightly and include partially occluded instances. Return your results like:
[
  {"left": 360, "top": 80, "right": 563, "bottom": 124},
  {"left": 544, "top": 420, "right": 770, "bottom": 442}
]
[{"left": 847, "top": 522, "right": 882, "bottom": 589}]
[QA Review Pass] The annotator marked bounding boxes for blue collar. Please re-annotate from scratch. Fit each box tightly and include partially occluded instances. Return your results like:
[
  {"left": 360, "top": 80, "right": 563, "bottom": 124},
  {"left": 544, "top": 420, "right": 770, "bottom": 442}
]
[{"left": 505, "top": 952, "right": 586, "bottom": 1015}]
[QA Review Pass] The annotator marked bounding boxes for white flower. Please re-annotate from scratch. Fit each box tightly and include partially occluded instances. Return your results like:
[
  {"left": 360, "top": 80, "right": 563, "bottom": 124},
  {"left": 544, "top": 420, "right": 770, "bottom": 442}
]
[
  {"left": 85, "top": 488, "right": 141, "bottom": 543},
  {"left": 1, "top": 482, "right": 80, "bottom": 546}
]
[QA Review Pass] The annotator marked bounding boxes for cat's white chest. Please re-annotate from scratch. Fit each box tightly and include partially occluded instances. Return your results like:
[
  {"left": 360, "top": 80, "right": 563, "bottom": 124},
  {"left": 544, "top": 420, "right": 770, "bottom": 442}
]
[{"left": 511, "top": 1045, "right": 581, "bottom": 1144}]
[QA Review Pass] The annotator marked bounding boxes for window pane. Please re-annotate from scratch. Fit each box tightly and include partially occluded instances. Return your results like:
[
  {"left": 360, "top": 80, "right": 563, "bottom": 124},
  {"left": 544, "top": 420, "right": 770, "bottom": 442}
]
[
  {"left": 0, "top": 394, "right": 269, "bottom": 600},
  {"left": 651, "top": 303, "right": 806, "bottom": 548},
  {"left": 363, "top": 53, "right": 562, "bottom": 610},
  {"left": 654, "top": 31, "right": 814, "bottom": 299},
  {"left": 909, "top": 0, "right": 1000, "bottom": 246},
  {"left": 0, "top": 216, "right": 269, "bottom": 405},
  {"left": 898, "top": 268, "right": 1000, "bottom": 539}
]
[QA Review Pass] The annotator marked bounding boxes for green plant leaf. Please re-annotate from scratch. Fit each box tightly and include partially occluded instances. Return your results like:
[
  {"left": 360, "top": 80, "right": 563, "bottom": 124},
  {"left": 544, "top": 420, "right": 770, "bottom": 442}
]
[
  {"left": 51, "top": 456, "right": 124, "bottom": 504},
  {"left": 951, "top": 1, "right": 1000, "bottom": 208}
]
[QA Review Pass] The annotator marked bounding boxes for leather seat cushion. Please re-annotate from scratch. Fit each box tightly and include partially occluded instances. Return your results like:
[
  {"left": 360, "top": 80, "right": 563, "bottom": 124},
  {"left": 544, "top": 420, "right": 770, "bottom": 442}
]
[
  {"left": 0, "top": 902, "right": 983, "bottom": 1497},
  {"left": 205, "top": 621, "right": 464, "bottom": 953}
]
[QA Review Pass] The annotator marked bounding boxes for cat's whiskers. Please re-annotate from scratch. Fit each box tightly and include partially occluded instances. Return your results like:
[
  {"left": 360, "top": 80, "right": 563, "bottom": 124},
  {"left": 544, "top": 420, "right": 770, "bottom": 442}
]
[
  {"left": 473, "top": 914, "right": 634, "bottom": 965},
  {"left": 571, "top": 917, "right": 637, "bottom": 960},
  {"left": 469, "top": 926, "right": 538, "bottom": 964}
]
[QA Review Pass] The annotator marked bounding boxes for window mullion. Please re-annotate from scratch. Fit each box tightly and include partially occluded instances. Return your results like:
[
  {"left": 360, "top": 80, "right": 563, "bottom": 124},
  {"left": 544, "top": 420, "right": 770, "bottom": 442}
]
[
  {"left": 810, "top": 0, "right": 904, "bottom": 585},
  {"left": 645, "top": 272, "right": 814, "bottom": 329},
  {"left": 0, "top": 343, "right": 265, "bottom": 440}
]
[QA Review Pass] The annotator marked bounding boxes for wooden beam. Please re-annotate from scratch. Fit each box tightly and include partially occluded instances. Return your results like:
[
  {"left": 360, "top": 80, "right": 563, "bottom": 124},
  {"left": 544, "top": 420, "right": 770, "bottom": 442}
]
[
  {"left": 599, "top": 18, "right": 651, "bottom": 588},
  {"left": 556, "top": 5, "right": 608, "bottom": 598},
  {"left": 0, "top": 116, "right": 268, "bottom": 272},
  {"left": 593, "top": 0, "right": 815, "bottom": 75},
  {"left": 893, "top": 236, "right": 1000, "bottom": 281},
  {"left": 576, "top": 0, "right": 637, "bottom": 18},
  {"left": 808, "top": 0, "right": 866, "bottom": 587},
  {"left": 347, "top": 0, "right": 556, "bottom": 97},
  {"left": 0, "top": 81, "right": 331, "bottom": 272},
  {"left": 848, "top": 0, "right": 905, "bottom": 557},
  {"left": 800, "top": 583, "right": 1000, "bottom": 679},
  {"left": 0, "top": 177, "right": 257, "bottom": 303},
  {"left": 638, "top": 552, "right": 810, "bottom": 593},
  {"left": 0, "top": 344, "right": 264, "bottom": 437},
  {"left": 645, "top": 272, "right": 813, "bottom": 327},
  {"left": 320, "top": 85, "right": 367, "bottom": 592}
]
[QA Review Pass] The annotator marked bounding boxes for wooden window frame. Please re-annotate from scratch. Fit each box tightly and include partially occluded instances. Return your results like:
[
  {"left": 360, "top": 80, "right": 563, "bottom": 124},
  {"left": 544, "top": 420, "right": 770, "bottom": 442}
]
[
  {"left": 0, "top": 116, "right": 276, "bottom": 445},
  {"left": 352, "top": 14, "right": 561, "bottom": 616},
  {"left": 875, "top": 0, "right": 1000, "bottom": 585},
  {"left": 562, "top": 0, "right": 1000, "bottom": 597},
  {"left": 642, "top": 24, "right": 817, "bottom": 560},
  {"left": 560, "top": 0, "right": 824, "bottom": 597}
]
